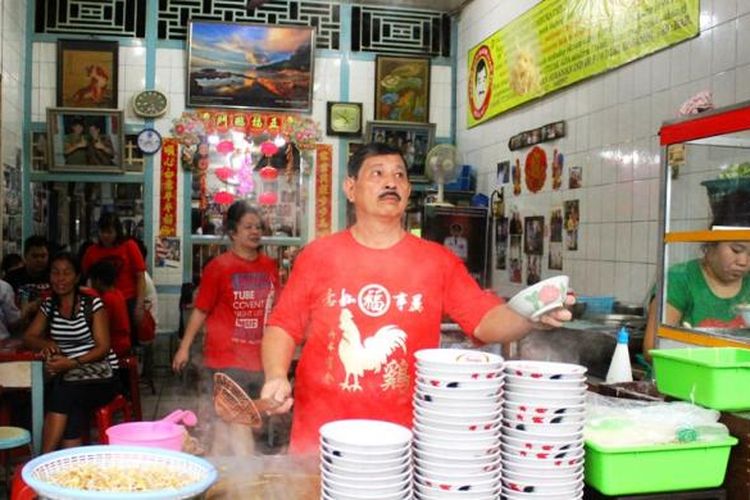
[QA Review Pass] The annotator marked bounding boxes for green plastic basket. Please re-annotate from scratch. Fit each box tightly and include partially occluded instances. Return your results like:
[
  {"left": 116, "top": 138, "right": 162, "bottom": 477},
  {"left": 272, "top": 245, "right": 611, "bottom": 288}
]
[
  {"left": 651, "top": 347, "right": 750, "bottom": 411},
  {"left": 585, "top": 436, "right": 737, "bottom": 495}
]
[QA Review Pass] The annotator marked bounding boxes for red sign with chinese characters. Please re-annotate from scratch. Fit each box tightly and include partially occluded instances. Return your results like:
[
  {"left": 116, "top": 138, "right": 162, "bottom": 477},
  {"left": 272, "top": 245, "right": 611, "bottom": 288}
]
[
  {"left": 159, "top": 138, "right": 178, "bottom": 236},
  {"left": 315, "top": 144, "right": 333, "bottom": 238}
]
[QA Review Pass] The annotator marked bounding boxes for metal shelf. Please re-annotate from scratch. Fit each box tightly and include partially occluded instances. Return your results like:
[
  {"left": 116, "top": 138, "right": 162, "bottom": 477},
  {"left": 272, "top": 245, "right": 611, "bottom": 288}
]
[{"left": 658, "top": 326, "right": 750, "bottom": 348}]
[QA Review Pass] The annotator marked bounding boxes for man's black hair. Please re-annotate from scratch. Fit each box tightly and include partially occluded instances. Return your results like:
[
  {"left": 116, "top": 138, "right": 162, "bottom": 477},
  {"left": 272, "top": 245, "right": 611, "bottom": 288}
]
[
  {"left": 88, "top": 259, "right": 117, "bottom": 289},
  {"left": 347, "top": 142, "right": 407, "bottom": 179},
  {"left": 23, "top": 235, "right": 49, "bottom": 256}
]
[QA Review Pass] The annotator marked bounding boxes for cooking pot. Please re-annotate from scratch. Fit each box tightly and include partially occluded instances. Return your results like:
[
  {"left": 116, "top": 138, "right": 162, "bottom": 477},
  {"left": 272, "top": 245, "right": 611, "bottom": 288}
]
[
  {"left": 613, "top": 301, "right": 645, "bottom": 316},
  {"left": 569, "top": 302, "right": 587, "bottom": 320},
  {"left": 588, "top": 314, "right": 646, "bottom": 331}
]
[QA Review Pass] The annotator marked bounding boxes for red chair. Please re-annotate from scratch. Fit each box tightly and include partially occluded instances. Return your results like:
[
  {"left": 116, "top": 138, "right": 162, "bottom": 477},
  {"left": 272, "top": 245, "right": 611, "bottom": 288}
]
[
  {"left": 92, "top": 394, "right": 133, "bottom": 444},
  {"left": 118, "top": 355, "right": 143, "bottom": 421},
  {"left": 10, "top": 463, "right": 35, "bottom": 500}
]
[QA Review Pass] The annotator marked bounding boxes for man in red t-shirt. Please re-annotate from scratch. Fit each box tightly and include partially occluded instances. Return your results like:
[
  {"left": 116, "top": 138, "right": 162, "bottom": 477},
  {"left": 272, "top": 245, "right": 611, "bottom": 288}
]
[{"left": 261, "top": 143, "right": 573, "bottom": 454}]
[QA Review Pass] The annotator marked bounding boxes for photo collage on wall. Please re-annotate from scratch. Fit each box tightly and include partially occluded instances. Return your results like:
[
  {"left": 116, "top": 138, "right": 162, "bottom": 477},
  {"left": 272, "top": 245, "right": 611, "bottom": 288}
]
[{"left": 503, "top": 124, "right": 583, "bottom": 285}]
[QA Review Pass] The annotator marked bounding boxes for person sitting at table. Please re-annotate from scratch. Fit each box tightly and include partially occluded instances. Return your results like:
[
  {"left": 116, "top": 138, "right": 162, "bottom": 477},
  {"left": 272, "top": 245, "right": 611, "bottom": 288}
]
[
  {"left": 6, "top": 236, "right": 51, "bottom": 328},
  {"left": 23, "top": 252, "right": 118, "bottom": 453},
  {"left": 643, "top": 240, "right": 750, "bottom": 361}
]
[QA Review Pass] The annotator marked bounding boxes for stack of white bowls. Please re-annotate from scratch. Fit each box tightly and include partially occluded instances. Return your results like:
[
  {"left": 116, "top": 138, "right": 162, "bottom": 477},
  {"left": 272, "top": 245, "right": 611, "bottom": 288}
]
[
  {"left": 320, "top": 419, "right": 413, "bottom": 500},
  {"left": 412, "top": 348, "right": 505, "bottom": 499},
  {"left": 500, "top": 360, "right": 588, "bottom": 500}
]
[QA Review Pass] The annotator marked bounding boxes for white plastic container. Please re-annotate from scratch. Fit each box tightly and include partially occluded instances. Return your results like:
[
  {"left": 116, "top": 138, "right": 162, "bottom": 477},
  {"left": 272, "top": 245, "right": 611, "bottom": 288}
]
[{"left": 605, "top": 327, "right": 633, "bottom": 384}]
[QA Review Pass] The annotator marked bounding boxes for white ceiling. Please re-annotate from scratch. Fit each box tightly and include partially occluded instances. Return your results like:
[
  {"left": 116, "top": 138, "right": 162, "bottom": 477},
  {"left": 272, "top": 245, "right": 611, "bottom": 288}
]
[{"left": 355, "top": 0, "right": 470, "bottom": 14}]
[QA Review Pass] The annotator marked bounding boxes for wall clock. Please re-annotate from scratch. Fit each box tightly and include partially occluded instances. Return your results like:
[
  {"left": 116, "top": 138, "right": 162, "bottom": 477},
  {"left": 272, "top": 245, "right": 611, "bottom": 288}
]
[
  {"left": 326, "top": 102, "right": 363, "bottom": 137},
  {"left": 137, "top": 128, "right": 163, "bottom": 155},
  {"left": 132, "top": 89, "right": 169, "bottom": 118}
]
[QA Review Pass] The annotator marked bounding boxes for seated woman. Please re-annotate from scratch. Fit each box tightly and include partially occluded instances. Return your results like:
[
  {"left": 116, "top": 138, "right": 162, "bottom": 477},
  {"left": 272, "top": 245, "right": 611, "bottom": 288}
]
[
  {"left": 643, "top": 241, "right": 750, "bottom": 361},
  {"left": 23, "top": 252, "right": 119, "bottom": 453}
]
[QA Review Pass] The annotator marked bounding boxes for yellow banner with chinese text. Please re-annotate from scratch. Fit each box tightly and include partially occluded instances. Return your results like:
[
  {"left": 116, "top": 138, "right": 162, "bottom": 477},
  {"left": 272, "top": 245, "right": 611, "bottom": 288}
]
[{"left": 467, "top": 0, "right": 699, "bottom": 127}]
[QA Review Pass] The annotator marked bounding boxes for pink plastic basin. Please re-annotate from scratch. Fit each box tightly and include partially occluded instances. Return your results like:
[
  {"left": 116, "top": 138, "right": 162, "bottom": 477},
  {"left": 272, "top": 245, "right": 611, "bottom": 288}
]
[{"left": 106, "top": 421, "right": 185, "bottom": 450}]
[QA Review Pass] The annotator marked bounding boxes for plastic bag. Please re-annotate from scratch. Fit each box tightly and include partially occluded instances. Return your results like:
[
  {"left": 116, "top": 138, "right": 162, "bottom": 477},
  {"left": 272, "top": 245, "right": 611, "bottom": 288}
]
[{"left": 585, "top": 392, "right": 729, "bottom": 448}]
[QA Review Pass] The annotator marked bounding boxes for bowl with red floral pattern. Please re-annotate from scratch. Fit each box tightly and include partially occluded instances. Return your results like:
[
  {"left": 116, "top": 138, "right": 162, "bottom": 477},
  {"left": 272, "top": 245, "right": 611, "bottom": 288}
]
[{"left": 507, "top": 275, "right": 569, "bottom": 320}]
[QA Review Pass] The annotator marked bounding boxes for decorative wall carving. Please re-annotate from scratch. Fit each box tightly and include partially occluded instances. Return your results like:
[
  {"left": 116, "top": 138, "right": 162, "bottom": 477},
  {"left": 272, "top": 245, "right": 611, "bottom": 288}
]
[{"left": 34, "top": 1, "right": 450, "bottom": 57}]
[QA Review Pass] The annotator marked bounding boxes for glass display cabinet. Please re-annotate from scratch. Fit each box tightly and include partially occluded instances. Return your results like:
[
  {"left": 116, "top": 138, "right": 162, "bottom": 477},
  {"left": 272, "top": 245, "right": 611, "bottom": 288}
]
[{"left": 655, "top": 101, "right": 750, "bottom": 349}]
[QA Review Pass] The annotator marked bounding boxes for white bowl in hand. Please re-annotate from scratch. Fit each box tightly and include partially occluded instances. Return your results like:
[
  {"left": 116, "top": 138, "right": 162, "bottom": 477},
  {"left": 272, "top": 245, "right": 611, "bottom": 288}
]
[{"left": 507, "top": 275, "right": 570, "bottom": 320}]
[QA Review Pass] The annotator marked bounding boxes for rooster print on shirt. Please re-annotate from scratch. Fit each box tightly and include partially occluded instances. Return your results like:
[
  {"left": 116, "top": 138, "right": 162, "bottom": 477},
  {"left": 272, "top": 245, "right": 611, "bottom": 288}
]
[
  {"left": 231, "top": 271, "right": 275, "bottom": 345},
  {"left": 332, "top": 283, "right": 421, "bottom": 392}
]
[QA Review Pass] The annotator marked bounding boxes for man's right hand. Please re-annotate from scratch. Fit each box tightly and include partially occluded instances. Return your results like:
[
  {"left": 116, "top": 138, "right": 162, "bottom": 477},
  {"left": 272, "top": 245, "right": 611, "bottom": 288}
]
[
  {"left": 260, "top": 376, "right": 293, "bottom": 415},
  {"left": 172, "top": 346, "right": 189, "bottom": 373}
]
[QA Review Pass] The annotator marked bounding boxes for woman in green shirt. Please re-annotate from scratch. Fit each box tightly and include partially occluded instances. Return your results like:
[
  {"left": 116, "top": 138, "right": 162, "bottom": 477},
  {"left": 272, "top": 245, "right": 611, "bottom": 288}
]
[{"left": 644, "top": 241, "right": 750, "bottom": 360}]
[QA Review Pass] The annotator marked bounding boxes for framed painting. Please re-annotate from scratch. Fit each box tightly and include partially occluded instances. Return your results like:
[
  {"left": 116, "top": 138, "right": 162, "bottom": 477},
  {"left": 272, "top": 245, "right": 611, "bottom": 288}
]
[
  {"left": 46, "top": 108, "right": 126, "bottom": 173},
  {"left": 187, "top": 20, "right": 315, "bottom": 111},
  {"left": 365, "top": 120, "right": 435, "bottom": 181},
  {"left": 57, "top": 40, "right": 118, "bottom": 108},
  {"left": 375, "top": 55, "right": 430, "bottom": 123}
]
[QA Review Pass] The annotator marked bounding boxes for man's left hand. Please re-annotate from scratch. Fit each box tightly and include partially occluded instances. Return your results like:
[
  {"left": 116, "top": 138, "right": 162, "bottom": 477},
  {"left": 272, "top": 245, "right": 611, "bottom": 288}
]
[{"left": 536, "top": 293, "right": 575, "bottom": 328}]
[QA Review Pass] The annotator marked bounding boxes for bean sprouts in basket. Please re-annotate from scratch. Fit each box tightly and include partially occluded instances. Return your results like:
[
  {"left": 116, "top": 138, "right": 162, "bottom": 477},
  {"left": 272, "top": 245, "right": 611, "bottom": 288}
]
[{"left": 50, "top": 464, "right": 197, "bottom": 491}]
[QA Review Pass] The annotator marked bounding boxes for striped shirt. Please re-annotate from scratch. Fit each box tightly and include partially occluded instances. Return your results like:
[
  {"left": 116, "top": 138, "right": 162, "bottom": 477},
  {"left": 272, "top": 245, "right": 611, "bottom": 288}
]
[{"left": 41, "top": 293, "right": 119, "bottom": 370}]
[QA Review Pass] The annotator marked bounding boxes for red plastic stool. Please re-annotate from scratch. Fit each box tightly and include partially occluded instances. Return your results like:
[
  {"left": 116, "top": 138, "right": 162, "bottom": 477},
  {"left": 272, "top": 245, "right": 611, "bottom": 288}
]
[
  {"left": 92, "top": 394, "right": 133, "bottom": 444},
  {"left": 10, "top": 463, "right": 35, "bottom": 500}
]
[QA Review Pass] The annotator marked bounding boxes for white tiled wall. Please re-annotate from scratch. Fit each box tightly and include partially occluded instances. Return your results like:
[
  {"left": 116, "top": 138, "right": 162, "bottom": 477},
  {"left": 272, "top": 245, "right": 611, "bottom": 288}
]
[
  {"left": 1, "top": 0, "right": 26, "bottom": 167},
  {"left": 457, "top": 0, "right": 750, "bottom": 303}
]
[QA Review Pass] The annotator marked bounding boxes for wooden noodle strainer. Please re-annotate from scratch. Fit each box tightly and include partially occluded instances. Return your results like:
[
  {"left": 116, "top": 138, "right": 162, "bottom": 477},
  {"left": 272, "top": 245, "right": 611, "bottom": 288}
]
[{"left": 213, "top": 372, "right": 279, "bottom": 428}]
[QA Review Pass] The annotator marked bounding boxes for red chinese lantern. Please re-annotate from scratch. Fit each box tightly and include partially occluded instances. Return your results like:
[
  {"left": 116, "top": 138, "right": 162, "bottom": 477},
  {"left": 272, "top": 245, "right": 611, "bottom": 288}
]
[
  {"left": 216, "top": 140, "right": 235, "bottom": 155},
  {"left": 259, "top": 166, "right": 278, "bottom": 180},
  {"left": 260, "top": 141, "right": 279, "bottom": 157},
  {"left": 258, "top": 191, "right": 278, "bottom": 206},
  {"left": 214, "top": 166, "right": 234, "bottom": 182},
  {"left": 214, "top": 190, "right": 235, "bottom": 205}
]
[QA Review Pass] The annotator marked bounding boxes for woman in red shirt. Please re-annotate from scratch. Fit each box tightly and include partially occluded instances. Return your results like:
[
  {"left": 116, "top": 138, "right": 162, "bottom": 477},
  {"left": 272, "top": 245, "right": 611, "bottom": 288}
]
[
  {"left": 82, "top": 213, "right": 146, "bottom": 343},
  {"left": 172, "top": 200, "right": 279, "bottom": 455}
]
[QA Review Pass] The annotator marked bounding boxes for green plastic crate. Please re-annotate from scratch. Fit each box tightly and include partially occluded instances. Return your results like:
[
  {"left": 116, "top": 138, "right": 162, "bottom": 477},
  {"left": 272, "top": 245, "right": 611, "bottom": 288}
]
[
  {"left": 651, "top": 347, "right": 750, "bottom": 411},
  {"left": 585, "top": 436, "right": 737, "bottom": 495}
]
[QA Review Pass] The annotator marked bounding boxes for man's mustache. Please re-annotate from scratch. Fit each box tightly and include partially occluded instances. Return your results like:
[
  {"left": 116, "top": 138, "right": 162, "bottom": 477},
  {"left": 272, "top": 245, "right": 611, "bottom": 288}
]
[{"left": 378, "top": 190, "right": 401, "bottom": 201}]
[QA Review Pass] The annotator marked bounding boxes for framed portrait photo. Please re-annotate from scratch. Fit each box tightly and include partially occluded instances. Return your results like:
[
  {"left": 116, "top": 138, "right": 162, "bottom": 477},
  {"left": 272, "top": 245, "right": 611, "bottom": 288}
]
[
  {"left": 46, "top": 108, "right": 125, "bottom": 174},
  {"left": 375, "top": 55, "right": 430, "bottom": 123},
  {"left": 366, "top": 120, "right": 435, "bottom": 181},
  {"left": 57, "top": 40, "right": 119, "bottom": 108},
  {"left": 187, "top": 20, "right": 315, "bottom": 111}
]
